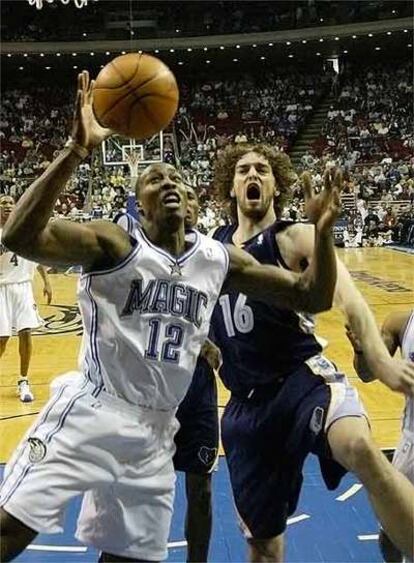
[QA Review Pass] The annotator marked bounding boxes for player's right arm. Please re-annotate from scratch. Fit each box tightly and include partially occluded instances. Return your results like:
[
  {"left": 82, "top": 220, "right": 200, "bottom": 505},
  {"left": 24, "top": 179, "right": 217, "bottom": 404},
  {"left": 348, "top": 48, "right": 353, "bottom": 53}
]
[
  {"left": 347, "top": 311, "right": 411, "bottom": 383},
  {"left": 223, "top": 178, "right": 341, "bottom": 314},
  {"left": 1, "top": 71, "right": 130, "bottom": 270}
]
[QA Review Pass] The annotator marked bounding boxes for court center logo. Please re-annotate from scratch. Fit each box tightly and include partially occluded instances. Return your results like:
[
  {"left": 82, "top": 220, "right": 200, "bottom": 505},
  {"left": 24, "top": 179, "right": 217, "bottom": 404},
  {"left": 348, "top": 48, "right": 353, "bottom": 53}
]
[{"left": 33, "top": 304, "right": 83, "bottom": 336}]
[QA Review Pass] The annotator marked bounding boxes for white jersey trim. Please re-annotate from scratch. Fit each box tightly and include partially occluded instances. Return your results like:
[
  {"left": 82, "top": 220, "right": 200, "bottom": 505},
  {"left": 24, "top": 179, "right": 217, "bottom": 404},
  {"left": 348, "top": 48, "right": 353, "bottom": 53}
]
[{"left": 137, "top": 225, "right": 201, "bottom": 266}]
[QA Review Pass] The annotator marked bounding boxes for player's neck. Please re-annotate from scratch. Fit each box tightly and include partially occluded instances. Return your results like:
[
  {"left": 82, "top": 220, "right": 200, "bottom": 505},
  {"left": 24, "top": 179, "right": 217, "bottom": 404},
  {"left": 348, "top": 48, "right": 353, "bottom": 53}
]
[
  {"left": 233, "top": 208, "right": 276, "bottom": 247},
  {"left": 143, "top": 221, "right": 187, "bottom": 258}
]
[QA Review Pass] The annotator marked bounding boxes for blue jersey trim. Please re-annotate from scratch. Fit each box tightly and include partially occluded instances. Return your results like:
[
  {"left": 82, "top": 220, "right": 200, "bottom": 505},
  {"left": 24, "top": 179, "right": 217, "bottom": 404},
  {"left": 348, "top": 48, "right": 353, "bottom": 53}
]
[{"left": 80, "top": 242, "right": 141, "bottom": 279}]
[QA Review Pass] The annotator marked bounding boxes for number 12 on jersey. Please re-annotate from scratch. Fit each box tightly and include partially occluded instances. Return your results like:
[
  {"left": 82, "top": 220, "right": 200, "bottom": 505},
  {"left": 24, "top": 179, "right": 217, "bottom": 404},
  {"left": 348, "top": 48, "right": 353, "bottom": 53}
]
[
  {"left": 219, "top": 294, "right": 254, "bottom": 337},
  {"left": 145, "top": 318, "right": 184, "bottom": 363}
]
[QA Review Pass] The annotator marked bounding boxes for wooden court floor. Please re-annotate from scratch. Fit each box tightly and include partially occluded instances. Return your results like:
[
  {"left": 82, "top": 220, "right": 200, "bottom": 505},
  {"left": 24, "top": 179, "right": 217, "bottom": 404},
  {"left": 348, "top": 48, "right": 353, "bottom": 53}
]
[{"left": 1, "top": 247, "right": 413, "bottom": 464}]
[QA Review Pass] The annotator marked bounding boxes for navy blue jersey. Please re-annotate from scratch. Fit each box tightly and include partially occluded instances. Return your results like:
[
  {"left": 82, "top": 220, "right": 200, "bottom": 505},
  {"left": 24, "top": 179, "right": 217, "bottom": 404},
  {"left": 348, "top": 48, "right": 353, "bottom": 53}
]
[{"left": 211, "top": 222, "right": 322, "bottom": 395}]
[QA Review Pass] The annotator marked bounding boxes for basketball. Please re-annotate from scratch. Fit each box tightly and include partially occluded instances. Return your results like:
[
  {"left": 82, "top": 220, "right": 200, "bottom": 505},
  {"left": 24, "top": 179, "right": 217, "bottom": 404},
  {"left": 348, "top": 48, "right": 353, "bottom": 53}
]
[{"left": 92, "top": 52, "right": 179, "bottom": 140}]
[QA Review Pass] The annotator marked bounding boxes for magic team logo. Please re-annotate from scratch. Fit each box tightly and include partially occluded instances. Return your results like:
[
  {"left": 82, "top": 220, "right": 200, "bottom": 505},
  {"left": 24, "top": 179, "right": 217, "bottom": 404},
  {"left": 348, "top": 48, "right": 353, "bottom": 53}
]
[
  {"left": 33, "top": 304, "right": 83, "bottom": 336},
  {"left": 27, "top": 438, "right": 47, "bottom": 463}
]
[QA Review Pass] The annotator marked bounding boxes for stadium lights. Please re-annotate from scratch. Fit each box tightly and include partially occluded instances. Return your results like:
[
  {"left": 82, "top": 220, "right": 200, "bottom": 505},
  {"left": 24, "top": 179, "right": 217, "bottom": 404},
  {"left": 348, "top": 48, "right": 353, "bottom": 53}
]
[
  {"left": 203, "top": 47, "right": 208, "bottom": 51},
  {"left": 24, "top": 53, "right": 28, "bottom": 57},
  {"left": 286, "top": 41, "right": 291, "bottom": 45},
  {"left": 319, "top": 38, "right": 324, "bottom": 42},
  {"left": 7, "top": 54, "right": 11, "bottom": 57},
  {"left": 387, "top": 31, "right": 392, "bottom": 35},
  {"left": 90, "top": 52, "right": 94, "bottom": 56},
  {"left": 368, "top": 33, "right": 373, "bottom": 37},
  {"left": 187, "top": 48, "right": 192, "bottom": 52},
  {"left": 334, "top": 36, "right": 339, "bottom": 40},
  {"left": 302, "top": 40, "right": 307, "bottom": 44},
  {"left": 72, "top": 52, "right": 77, "bottom": 56},
  {"left": 40, "top": 53, "right": 44, "bottom": 56},
  {"left": 236, "top": 44, "right": 240, "bottom": 48},
  {"left": 169, "top": 49, "right": 175, "bottom": 52},
  {"left": 268, "top": 42, "right": 273, "bottom": 46},
  {"left": 404, "top": 29, "right": 408, "bottom": 32},
  {"left": 352, "top": 35, "right": 357, "bottom": 39},
  {"left": 56, "top": 52, "right": 61, "bottom": 56},
  {"left": 220, "top": 46, "right": 225, "bottom": 50},
  {"left": 105, "top": 51, "right": 110, "bottom": 55}
]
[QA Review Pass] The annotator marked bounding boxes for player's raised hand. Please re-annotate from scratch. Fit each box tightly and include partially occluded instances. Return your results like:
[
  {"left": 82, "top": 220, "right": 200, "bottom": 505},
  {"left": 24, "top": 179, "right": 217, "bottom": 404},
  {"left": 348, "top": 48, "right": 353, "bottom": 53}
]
[
  {"left": 301, "top": 168, "right": 342, "bottom": 233},
  {"left": 70, "top": 71, "right": 112, "bottom": 152}
]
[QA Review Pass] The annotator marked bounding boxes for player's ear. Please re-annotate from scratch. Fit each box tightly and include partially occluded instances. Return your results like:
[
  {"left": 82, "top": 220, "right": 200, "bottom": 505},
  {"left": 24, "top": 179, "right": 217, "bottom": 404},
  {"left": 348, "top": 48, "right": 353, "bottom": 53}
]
[{"left": 230, "top": 188, "right": 236, "bottom": 198}]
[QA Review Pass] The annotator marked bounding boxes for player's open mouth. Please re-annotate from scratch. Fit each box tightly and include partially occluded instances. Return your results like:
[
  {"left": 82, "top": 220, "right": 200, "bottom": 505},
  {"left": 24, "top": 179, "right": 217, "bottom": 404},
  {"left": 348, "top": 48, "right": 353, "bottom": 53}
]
[
  {"left": 162, "top": 192, "right": 181, "bottom": 208},
  {"left": 246, "top": 183, "right": 261, "bottom": 201}
]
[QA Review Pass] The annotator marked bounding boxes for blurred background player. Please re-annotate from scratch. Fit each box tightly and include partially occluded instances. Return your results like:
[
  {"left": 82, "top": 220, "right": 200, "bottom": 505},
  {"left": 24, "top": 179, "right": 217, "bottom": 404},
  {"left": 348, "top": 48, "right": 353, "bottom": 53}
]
[
  {"left": 211, "top": 143, "right": 414, "bottom": 561},
  {"left": 173, "top": 186, "right": 221, "bottom": 563},
  {"left": 347, "top": 310, "right": 414, "bottom": 563},
  {"left": 0, "top": 195, "right": 52, "bottom": 402}
]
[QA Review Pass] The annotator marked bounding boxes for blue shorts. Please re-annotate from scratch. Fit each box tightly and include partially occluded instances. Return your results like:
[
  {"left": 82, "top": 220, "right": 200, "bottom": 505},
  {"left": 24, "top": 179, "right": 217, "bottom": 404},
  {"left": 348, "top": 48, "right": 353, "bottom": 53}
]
[
  {"left": 221, "top": 356, "right": 367, "bottom": 539},
  {"left": 173, "top": 358, "right": 219, "bottom": 474}
]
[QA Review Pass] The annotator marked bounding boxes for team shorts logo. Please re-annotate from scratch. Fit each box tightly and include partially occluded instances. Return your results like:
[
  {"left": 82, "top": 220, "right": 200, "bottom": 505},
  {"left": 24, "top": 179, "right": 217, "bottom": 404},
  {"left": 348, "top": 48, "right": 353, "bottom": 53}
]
[
  {"left": 33, "top": 304, "right": 83, "bottom": 336},
  {"left": 28, "top": 438, "right": 47, "bottom": 463},
  {"left": 309, "top": 407, "right": 324, "bottom": 435},
  {"left": 198, "top": 446, "right": 217, "bottom": 467}
]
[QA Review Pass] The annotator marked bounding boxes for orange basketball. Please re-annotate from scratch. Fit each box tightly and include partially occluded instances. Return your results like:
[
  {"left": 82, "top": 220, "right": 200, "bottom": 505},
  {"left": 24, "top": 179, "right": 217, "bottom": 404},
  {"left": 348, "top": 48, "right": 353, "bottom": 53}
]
[{"left": 92, "top": 52, "right": 179, "bottom": 140}]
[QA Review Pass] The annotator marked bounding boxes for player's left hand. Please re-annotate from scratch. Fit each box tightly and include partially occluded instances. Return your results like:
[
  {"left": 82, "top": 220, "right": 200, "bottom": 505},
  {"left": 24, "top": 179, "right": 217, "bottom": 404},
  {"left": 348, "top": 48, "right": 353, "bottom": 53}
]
[
  {"left": 301, "top": 168, "right": 342, "bottom": 233},
  {"left": 43, "top": 284, "right": 52, "bottom": 305},
  {"left": 200, "top": 338, "right": 223, "bottom": 371},
  {"left": 70, "top": 70, "right": 112, "bottom": 152},
  {"left": 374, "top": 357, "right": 414, "bottom": 396}
]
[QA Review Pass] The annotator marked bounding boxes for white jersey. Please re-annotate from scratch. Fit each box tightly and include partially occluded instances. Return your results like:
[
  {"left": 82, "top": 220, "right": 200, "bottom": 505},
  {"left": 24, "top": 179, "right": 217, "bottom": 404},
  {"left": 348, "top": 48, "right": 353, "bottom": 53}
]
[
  {"left": 401, "top": 310, "right": 414, "bottom": 434},
  {"left": 78, "top": 225, "right": 229, "bottom": 410},
  {"left": 0, "top": 228, "right": 37, "bottom": 285}
]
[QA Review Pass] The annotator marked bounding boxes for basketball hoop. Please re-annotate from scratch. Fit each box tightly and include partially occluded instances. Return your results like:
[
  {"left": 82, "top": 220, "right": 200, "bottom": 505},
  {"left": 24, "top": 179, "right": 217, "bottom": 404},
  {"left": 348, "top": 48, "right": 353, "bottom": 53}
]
[{"left": 28, "top": 0, "right": 89, "bottom": 9}]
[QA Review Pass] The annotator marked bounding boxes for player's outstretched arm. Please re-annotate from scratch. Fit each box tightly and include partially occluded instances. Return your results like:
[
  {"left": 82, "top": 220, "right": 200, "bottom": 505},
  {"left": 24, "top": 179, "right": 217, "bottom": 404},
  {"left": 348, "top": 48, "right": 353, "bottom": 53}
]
[
  {"left": 1, "top": 71, "right": 124, "bottom": 270},
  {"left": 223, "top": 169, "right": 341, "bottom": 314},
  {"left": 346, "top": 311, "right": 414, "bottom": 395}
]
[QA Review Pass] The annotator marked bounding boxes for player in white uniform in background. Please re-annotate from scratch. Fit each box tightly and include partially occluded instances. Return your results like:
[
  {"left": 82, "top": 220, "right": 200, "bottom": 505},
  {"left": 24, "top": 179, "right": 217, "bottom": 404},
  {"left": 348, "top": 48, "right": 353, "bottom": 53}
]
[
  {"left": 347, "top": 310, "right": 414, "bottom": 563},
  {"left": 0, "top": 71, "right": 340, "bottom": 562},
  {"left": 0, "top": 195, "right": 52, "bottom": 402}
]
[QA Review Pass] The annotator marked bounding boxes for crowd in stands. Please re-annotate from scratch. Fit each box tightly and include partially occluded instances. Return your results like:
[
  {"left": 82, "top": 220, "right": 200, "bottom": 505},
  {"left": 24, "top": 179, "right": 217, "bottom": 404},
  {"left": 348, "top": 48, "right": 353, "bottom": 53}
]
[
  {"left": 1, "top": 62, "right": 413, "bottom": 246},
  {"left": 2, "top": 0, "right": 411, "bottom": 42}
]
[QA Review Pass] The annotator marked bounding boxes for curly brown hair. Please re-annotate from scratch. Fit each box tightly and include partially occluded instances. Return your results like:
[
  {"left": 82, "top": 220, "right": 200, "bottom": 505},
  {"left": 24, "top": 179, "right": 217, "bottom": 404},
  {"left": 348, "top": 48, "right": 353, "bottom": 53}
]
[{"left": 214, "top": 143, "right": 297, "bottom": 221}]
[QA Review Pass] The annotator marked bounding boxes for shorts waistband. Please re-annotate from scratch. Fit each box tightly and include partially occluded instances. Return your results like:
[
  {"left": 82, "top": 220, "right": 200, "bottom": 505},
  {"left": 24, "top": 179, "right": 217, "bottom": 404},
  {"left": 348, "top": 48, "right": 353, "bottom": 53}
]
[
  {"left": 231, "top": 376, "right": 287, "bottom": 402},
  {"left": 80, "top": 378, "right": 177, "bottom": 422}
]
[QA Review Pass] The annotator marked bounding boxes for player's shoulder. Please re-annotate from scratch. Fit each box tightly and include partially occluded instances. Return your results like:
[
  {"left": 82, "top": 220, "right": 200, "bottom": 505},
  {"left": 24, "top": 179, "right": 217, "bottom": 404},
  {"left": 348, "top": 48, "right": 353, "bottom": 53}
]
[{"left": 282, "top": 221, "right": 314, "bottom": 241}]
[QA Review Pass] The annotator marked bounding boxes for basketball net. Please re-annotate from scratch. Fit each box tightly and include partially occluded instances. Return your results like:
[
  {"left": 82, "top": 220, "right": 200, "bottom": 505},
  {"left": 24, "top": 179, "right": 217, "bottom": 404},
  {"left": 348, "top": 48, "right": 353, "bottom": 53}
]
[
  {"left": 28, "top": 0, "right": 89, "bottom": 9},
  {"left": 126, "top": 151, "right": 141, "bottom": 192}
]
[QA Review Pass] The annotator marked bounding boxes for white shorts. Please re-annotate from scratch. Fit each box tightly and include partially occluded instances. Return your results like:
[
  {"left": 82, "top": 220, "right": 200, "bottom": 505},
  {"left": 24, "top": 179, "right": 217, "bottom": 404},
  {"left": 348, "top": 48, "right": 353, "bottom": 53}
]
[
  {"left": 0, "top": 282, "right": 43, "bottom": 337},
  {"left": 393, "top": 429, "right": 414, "bottom": 484},
  {"left": 0, "top": 376, "right": 179, "bottom": 561}
]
